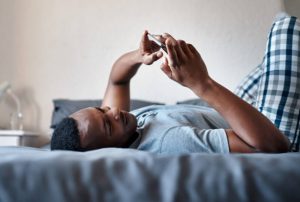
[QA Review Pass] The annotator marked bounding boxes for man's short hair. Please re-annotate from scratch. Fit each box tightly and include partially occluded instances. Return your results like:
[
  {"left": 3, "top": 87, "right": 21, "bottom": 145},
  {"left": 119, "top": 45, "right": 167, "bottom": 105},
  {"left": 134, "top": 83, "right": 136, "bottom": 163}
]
[{"left": 50, "top": 117, "right": 83, "bottom": 151}]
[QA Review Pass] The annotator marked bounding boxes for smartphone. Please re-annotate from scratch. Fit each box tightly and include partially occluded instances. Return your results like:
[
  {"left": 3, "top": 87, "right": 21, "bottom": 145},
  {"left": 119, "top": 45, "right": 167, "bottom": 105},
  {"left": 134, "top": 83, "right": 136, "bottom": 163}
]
[{"left": 147, "top": 33, "right": 168, "bottom": 54}]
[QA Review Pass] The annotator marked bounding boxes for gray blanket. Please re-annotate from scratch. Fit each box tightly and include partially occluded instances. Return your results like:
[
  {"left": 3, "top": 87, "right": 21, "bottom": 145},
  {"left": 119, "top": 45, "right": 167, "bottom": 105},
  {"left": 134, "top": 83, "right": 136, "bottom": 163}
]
[{"left": 0, "top": 147, "right": 299, "bottom": 202}]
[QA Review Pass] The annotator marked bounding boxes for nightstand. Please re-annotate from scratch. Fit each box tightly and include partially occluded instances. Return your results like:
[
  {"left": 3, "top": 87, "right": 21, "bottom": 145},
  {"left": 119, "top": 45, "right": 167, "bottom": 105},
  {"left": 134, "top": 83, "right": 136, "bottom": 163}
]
[{"left": 0, "top": 130, "right": 38, "bottom": 146}]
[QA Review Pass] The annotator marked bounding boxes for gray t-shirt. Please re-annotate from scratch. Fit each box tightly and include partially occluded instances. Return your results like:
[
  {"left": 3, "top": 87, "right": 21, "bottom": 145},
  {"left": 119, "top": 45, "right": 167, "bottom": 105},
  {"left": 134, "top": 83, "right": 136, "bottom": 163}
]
[{"left": 130, "top": 104, "right": 230, "bottom": 154}]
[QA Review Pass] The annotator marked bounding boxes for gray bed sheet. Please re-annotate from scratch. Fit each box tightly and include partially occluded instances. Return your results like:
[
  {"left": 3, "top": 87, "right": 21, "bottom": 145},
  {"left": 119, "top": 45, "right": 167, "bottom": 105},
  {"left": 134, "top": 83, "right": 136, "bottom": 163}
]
[{"left": 0, "top": 146, "right": 299, "bottom": 202}]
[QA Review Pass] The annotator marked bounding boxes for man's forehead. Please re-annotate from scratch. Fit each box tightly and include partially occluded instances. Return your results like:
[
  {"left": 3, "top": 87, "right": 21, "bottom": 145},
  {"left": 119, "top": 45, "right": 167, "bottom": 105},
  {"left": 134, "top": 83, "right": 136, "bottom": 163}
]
[
  {"left": 70, "top": 107, "right": 97, "bottom": 117},
  {"left": 71, "top": 107, "right": 105, "bottom": 137}
]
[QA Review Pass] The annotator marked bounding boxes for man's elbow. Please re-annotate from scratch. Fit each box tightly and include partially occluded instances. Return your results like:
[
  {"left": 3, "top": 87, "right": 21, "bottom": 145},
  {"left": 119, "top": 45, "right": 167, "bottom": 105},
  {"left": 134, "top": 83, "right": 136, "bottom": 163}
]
[
  {"left": 274, "top": 138, "right": 290, "bottom": 153},
  {"left": 255, "top": 137, "right": 290, "bottom": 153}
]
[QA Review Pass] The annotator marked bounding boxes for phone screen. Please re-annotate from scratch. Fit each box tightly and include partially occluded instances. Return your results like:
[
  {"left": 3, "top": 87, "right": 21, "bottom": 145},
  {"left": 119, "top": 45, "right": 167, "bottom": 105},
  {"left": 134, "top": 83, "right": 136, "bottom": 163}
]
[{"left": 147, "top": 33, "right": 168, "bottom": 54}]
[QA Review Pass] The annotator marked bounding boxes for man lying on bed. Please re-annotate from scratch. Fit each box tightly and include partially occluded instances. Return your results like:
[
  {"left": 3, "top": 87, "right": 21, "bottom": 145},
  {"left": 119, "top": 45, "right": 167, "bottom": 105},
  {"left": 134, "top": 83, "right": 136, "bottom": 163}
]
[{"left": 51, "top": 30, "right": 291, "bottom": 153}]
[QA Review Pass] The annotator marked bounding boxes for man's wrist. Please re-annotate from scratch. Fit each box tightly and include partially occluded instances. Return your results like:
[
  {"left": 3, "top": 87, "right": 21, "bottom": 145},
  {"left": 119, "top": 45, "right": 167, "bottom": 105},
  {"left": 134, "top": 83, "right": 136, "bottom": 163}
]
[
  {"left": 132, "top": 49, "right": 144, "bottom": 64},
  {"left": 109, "top": 50, "right": 143, "bottom": 85},
  {"left": 191, "top": 78, "right": 216, "bottom": 98}
]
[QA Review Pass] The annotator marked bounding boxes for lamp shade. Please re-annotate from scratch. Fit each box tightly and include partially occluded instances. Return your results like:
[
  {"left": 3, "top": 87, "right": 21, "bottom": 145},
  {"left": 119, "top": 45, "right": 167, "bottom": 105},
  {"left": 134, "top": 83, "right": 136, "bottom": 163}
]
[{"left": 0, "top": 81, "right": 10, "bottom": 97}]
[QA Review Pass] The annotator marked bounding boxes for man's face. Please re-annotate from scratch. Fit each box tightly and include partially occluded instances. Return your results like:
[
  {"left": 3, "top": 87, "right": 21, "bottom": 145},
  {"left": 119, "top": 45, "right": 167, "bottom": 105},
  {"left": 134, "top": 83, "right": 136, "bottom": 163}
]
[{"left": 70, "top": 106, "right": 137, "bottom": 150}]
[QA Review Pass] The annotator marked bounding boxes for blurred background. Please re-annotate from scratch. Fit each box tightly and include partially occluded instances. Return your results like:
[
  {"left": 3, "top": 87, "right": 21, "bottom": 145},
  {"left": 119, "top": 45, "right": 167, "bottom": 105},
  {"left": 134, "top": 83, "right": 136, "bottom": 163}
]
[{"left": 0, "top": 0, "right": 299, "bottom": 145}]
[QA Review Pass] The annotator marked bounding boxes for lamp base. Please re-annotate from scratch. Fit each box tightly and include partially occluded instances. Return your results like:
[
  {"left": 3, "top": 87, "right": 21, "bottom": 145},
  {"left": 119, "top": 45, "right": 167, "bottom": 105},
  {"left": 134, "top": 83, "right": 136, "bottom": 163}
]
[{"left": 10, "top": 112, "right": 23, "bottom": 130}]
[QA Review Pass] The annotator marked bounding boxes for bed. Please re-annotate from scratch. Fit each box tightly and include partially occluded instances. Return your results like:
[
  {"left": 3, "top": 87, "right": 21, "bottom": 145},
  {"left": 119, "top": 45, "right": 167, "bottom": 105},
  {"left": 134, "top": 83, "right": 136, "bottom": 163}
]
[
  {"left": 0, "top": 147, "right": 299, "bottom": 202},
  {"left": 0, "top": 99, "right": 299, "bottom": 202}
]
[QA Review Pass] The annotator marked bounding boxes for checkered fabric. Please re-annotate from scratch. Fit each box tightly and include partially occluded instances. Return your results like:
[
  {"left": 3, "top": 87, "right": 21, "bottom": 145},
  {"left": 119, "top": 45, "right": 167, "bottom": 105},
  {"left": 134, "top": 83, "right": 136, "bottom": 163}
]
[
  {"left": 234, "top": 64, "right": 262, "bottom": 106},
  {"left": 235, "top": 15, "right": 300, "bottom": 152}
]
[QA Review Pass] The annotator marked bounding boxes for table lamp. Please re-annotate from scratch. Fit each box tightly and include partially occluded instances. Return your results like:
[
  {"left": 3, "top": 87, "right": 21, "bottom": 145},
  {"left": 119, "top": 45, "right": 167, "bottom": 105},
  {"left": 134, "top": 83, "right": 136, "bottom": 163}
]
[{"left": 0, "top": 81, "right": 23, "bottom": 130}]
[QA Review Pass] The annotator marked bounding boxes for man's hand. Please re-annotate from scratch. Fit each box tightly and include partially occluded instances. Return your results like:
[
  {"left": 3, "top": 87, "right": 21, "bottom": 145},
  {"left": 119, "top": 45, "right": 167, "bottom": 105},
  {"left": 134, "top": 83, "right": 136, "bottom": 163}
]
[
  {"left": 101, "top": 30, "right": 163, "bottom": 111},
  {"left": 139, "top": 30, "right": 163, "bottom": 65},
  {"left": 160, "top": 33, "right": 211, "bottom": 94}
]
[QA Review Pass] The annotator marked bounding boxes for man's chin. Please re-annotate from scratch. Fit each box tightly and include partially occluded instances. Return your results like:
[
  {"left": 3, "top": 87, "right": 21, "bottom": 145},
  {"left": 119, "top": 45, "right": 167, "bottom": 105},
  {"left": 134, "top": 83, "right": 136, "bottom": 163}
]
[{"left": 128, "top": 113, "right": 137, "bottom": 128}]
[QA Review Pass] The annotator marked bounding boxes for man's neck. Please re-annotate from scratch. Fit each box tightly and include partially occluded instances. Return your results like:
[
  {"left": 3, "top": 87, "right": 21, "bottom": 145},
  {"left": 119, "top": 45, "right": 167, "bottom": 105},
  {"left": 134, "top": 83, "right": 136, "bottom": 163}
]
[{"left": 123, "top": 131, "right": 139, "bottom": 148}]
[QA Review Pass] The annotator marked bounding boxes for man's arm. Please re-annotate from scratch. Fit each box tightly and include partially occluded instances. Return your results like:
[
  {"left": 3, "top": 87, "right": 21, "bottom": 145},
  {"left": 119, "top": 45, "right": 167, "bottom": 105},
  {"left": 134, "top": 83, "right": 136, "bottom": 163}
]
[
  {"left": 160, "top": 34, "right": 290, "bottom": 153},
  {"left": 101, "top": 31, "right": 163, "bottom": 111}
]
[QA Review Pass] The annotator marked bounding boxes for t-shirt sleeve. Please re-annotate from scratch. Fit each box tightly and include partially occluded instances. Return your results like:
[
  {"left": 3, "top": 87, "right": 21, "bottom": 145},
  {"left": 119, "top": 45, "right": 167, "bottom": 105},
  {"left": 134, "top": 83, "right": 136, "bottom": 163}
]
[{"left": 159, "top": 126, "right": 230, "bottom": 154}]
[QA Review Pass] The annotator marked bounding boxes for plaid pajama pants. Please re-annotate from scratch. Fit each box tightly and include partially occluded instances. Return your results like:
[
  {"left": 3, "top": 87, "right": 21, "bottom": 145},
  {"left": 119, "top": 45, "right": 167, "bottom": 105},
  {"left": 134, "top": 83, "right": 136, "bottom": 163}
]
[{"left": 235, "top": 15, "right": 300, "bottom": 152}]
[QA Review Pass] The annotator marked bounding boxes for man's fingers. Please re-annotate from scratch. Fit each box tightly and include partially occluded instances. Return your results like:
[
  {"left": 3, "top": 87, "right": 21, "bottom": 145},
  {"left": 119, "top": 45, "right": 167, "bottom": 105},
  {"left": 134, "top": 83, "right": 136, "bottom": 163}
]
[
  {"left": 141, "top": 30, "right": 149, "bottom": 51},
  {"left": 152, "top": 51, "right": 163, "bottom": 61},
  {"left": 162, "top": 33, "right": 173, "bottom": 38},
  {"left": 178, "top": 40, "right": 191, "bottom": 57},
  {"left": 160, "top": 58, "right": 173, "bottom": 79},
  {"left": 144, "top": 51, "right": 163, "bottom": 65},
  {"left": 162, "top": 33, "right": 186, "bottom": 66},
  {"left": 163, "top": 33, "right": 178, "bottom": 45},
  {"left": 155, "top": 35, "right": 166, "bottom": 44},
  {"left": 187, "top": 43, "right": 199, "bottom": 55},
  {"left": 174, "top": 40, "right": 187, "bottom": 61},
  {"left": 166, "top": 39, "right": 180, "bottom": 67}
]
